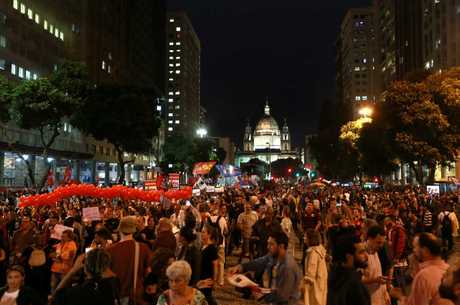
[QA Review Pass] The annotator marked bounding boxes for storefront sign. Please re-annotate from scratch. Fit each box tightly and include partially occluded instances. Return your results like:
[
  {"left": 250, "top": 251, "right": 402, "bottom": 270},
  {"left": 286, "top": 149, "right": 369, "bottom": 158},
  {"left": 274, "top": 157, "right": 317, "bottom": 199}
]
[
  {"left": 144, "top": 180, "right": 157, "bottom": 190},
  {"left": 169, "top": 173, "right": 180, "bottom": 189}
]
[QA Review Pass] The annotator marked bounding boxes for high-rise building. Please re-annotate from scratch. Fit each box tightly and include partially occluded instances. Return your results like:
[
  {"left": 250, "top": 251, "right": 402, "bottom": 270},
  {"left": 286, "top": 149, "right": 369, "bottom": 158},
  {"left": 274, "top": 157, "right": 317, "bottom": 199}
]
[
  {"left": 337, "top": 7, "right": 381, "bottom": 116},
  {"left": 165, "top": 11, "right": 201, "bottom": 136}
]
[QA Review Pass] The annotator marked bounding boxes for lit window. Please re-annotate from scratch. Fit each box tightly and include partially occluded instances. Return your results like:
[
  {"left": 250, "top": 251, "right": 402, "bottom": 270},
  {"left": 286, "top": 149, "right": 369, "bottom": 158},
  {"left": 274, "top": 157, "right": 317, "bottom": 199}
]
[
  {"left": 355, "top": 96, "right": 361, "bottom": 101},
  {"left": 169, "top": 71, "right": 173, "bottom": 74},
  {"left": 107, "top": 65, "right": 111, "bottom": 74},
  {"left": 176, "top": 27, "right": 181, "bottom": 32},
  {"left": 10, "top": 64, "right": 16, "bottom": 75},
  {"left": 50, "top": 24, "right": 54, "bottom": 35},
  {"left": 27, "top": 8, "right": 33, "bottom": 19},
  {"left": 168, "top": 92, "right": 173, "bottom": 96},
  {"left": 0, "top": 59, "right": 5, "bottom": 70},
  {"left": 176, "top": 49, "right": 181, "bottom": 52},
  {"left": 25, "top": 70, "right": 31, "bottom": 79},
  {"left": 18, "top": 67, "right": 24, "bottom": 78},
  {"left": 169, "top": 50, "right": 174, "bottom": 53},
  {"left": 362, "top": 96, "right": 368, "bottom": 100},
  {"left": 32, "top": 73, "right": 37, "bottom": 80},
  {"left": 363, "top": 58, "right": 367, "bottom": 63},
  {"left": 169, "top": 56, "right": 174, "bottom": 60},
  {"left": 354, "top": 66, "right": 360, "bottom": 71},
  {"left": 175, "top": 70, "right": 181, "bottom": 74},
  {"left": 168, "top": 98, "right": 173, "bottom": 102},
  {"left": 35, "top": 14, "right": 39, "bottom": 24},
  {"left": 175, "top": 105, "right": 180, "bottom": 109},
  {"left": 44, "top": 20, "right": 48, "bottom": 30},
  {"left": 168, "top": 113, "right": 173, "bottom": 117},
  {"left": 175, "top": 120, "right": 180, "bottom": 124},
  {"left": 168, "top": 127, "right": 173, "bottom": 131},
  {"left": 20, "top": 3, "right": 25, "bottom": 14},
  {"left": 156, "top": 105, "right": 162, "bottom": 111},
  {"left": 168, "top": 78, "right": 173, "bottom": 81},
  {"left": 169, "top": 63, "right": 174, "bottom": 67},
  {"left": 175, "top": 63, "right": 180, "bottom": 67},
  {"left": 175, "top": 91, "right": 180, "bottom": 95},
  {"left": 169, "top": 42, "right": 174, "bottom": 46},
  {"left": 176, "top": 42, "right": 181, "bottom": 46},
  {"left": 13, "top": 0, "right": 19, "bottom": 10},
  {"left": 168, "top": 120, "right": 173, "bottom": 124},
  {"left": 59, "top": 32, "right": 64, "bottom": 41},
  {"left": 176, "top": 56, "right": 181, "bottom": 60},
  {"left": 0, "top": 36, "right": 6, "bottom": 48},
  {"left": 54, "top": 28, "right": 59, "bottom": 38},
  {"left": 169, "top": 18, "right": 175, "bottom": 23}
]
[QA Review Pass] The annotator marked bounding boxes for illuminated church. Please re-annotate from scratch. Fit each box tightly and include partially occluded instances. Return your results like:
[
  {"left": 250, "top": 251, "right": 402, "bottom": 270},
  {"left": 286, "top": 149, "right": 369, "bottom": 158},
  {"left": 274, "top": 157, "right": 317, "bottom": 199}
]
[{"left": 235, "top": 102, "right": 298, "bottom": 167}]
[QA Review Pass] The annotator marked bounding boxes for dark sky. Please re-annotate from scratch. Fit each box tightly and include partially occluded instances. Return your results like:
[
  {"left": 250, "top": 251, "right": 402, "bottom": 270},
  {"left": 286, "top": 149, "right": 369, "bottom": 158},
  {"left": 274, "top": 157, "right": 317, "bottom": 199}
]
[{"left": 168, "top": 0, "right": 372, "bottom": 147}]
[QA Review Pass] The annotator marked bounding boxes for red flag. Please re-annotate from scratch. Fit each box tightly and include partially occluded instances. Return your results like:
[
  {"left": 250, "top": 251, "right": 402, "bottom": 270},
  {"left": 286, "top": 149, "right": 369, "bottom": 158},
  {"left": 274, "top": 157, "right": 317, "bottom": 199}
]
[
  {"left": 64, "top": 166, "right": 72, "bottom": 183},
  {"left": 46, "top": 169, "right": 54, "bottom": 186},
  {"left": 156, "top": 174, "right": 164, "bottom": 189}
]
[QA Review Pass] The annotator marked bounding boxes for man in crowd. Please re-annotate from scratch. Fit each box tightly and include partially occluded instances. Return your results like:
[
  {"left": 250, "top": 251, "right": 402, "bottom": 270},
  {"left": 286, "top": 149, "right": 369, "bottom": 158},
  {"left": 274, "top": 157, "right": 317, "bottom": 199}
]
[{"left": 237, "top": 202, "right": 258, "bottom": 260}]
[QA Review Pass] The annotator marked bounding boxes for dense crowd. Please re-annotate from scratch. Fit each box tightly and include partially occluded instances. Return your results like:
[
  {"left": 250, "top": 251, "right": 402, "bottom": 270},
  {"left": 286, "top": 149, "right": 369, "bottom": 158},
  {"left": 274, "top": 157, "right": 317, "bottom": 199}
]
[{"left": 0, "top": 183, "right": 458, "bottom": 305}]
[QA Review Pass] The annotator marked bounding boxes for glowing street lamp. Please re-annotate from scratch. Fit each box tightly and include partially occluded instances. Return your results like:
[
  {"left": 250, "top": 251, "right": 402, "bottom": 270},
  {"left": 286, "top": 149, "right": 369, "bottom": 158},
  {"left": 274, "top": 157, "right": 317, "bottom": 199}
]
[
  {"left": 196, "top": 127, "right": 208, "bottom": 138},
  {"left": 358, "top": 107, "right": 373, "bottom": 118}
]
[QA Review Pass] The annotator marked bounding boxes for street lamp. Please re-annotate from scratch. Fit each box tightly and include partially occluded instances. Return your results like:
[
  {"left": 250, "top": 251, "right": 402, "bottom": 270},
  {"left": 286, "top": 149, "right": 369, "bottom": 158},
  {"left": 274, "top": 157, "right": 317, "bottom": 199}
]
[
  {"left": 196, "top": 127, "right": 208, "bottom": 138},
  {"left": 358, "top": 107, "right": 373, "bottom": 118}
]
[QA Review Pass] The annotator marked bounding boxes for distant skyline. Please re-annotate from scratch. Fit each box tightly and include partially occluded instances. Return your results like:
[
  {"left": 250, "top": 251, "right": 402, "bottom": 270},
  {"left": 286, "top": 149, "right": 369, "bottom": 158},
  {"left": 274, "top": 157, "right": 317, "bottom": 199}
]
[{"left": 168, "top": 0, "right": 372, "bottom": 147}]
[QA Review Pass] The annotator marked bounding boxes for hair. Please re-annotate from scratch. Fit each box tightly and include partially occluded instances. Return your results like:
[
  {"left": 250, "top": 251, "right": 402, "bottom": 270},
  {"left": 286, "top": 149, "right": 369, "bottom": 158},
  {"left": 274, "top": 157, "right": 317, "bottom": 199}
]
[
  {"left": 151, "top": 248, "right": 175, "bottom": 274},
  {"left": 179, "top": 226, "right": 196, "bottom": 243},
  {"left": 204, "top": 223, "right": 220, "bottom": 243},
  {"left": 166, "top": 260, "right": 192, "bottom": 283},
  {"left": 418, "top": 232, "right": 442, "bottom": 256},
  {"left": 306, "top": 229, "right": 321, "bottom": 247},
  {"left": 7, "top": 265, "right": 25, "bottom": 277},
  {"left": 62, "top": 229, "right": 74, "bottom": 240},
  {"left": 331, "top": 229, "right": 361, "bottom": 263},
  {"left": 85, "top": 249, "right": 111, "bottom": 280},
  {"left": 95, "top": 227, "right": 112, "bottom": 241},
  {"left": 367, "top": 225, "right": 385, "bottom": 239},
  {"left": 268, "top": 231, "right": 289, "bottom": 249}
]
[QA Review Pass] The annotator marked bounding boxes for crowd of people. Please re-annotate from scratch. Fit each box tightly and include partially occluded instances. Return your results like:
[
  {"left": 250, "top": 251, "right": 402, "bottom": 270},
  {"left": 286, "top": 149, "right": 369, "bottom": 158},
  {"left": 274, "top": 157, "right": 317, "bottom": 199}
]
[{"left": 0, "top": 182, "right": 458, "bottom": 305}]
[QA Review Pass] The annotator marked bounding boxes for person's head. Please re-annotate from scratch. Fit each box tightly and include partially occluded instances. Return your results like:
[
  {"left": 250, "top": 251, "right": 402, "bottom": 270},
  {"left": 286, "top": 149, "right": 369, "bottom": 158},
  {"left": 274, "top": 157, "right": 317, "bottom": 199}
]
[
  {"left": 267, "top": 231, "right": 288, "bottom": 259},
  {"left": 61, "top": 230, "right": 74, "bottom": 243},
  {"left": 413, "top": 232, "right": 442, "bottom": 262},
  {"left": 179, "top": 226, "right": 196, "bottom": 245},
  {"left": 282, "top": 206, "right": 290, "bottom": 218},
  {"left": 94, "top": 227, "right": 112, "bottom": 246},
  {"left": 201, "top": 224, "right": 219, "bottom": 245},
  {"left": 84, "top": 248, "right": 111, "bottom": 279},
  {"left": 21, "top": 216, "right": 31, "bottom": 230},
  {"left": 367, "top": 225, "right": 386, "bottom": 251},
  {"left": 244, "top": 202, "right": 252, "bottom": 213},
  {"left": 6, "top": 265, "right": 24, "bottom": 290},
  {"left": 144, "top": 272, "right": 159, "bottom": 296},
  {"left": 219, "top": 204, "right": 227, "bottom": 216},
  {"left": 332, "top": 231, "right": 368, "bottom": 269},
  {"left": 264, "top": 208, "right": 274, "bottom": 223},
  {"left": 305, "top": 229, "right": 321, "bottom": 247},
  {"left": 117, "top": 216, "right": 137, "bottom": 236},
  {"left": 49, "top": 215, "right": 59, "bottom": 227},
  {"left": 166, "top": 260, "right": 192, "bottom": 294},
  {"left": 383, "top": 217, "right": 394, "bottom": 231},
  {"left": 157, "top": 218, "right": 173, "bottom": 234},
  {"left": 439, "top": 259, "right": 460, "bottom": 305},
  {"left": 306, "top": 203, "right": 314, "bottom": 214}
]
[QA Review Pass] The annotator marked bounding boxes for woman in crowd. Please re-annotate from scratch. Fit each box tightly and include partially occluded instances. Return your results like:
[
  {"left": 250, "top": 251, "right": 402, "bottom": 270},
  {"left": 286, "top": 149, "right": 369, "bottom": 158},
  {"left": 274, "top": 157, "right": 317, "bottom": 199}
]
[
  {"left": 0, "top": 265, "right": 43, "bottom": 305},
  {"left": 281, "top": 206, "right": 296, "bottom": 257},
  {"left": 199, "top": 225, "right": 219, "bottom": 305},
  {"left": 50, "top": 230, "right": 77, "bottom": 293},
  {"left": 54, "top": 248, "right": 120, "bottom": 305},
  {"left": 176, "top": 227, "right": 201, "bottom": 286},
  {"left": 304, "top": 229, "right": 328, "bottom": 305},
  {"left": 156, "top": 260, "right": 208, "bottom": 305}
]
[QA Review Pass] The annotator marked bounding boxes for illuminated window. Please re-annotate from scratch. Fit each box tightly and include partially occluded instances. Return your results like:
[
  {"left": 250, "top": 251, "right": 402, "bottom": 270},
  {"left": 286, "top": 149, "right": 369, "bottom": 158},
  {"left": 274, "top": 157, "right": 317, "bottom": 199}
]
[
  {"left": 175, "top": 63, "right": 180, "bottom": 67},
  {"left": 44, "top": 20, "right": 48, "bottom": 30},
  {"left": 50, "top": 24, "right": 54, "bottom": 35},
  {"left": 175, "top": 120, "right": 180, "bottom": 124},
  {"left": 175, "top": 70, "right": 181, "bottom": 74},
  {"left": 176, "top": 49, "right": 181, "bottom": 52},
  {"left": 0, "top": 60, "right": 5, "bottom": 70},
  {"left": 176, "top": 56, "right": 181, "bottom": 60},
  {"left": 59, "top": 32, "right": 64, "bottom": 41},
  {"left": 169, "top": 71, "right": 173, "bottom": 74},
  {"left": 168, "top": 78, "right": 173, "bottom": 81},
  {"left": 169, "top": 56, "right": 174, "bottom": 60},
  {"left": 169, "top": 63, "right": 174, "bottom": 67},
  {"left": 25, "top": 70, "right": 31, "bottom": 80},
  {"left": 168, "top": 98, "right": 173, "bottom": 102},
  {"left": 101, "top": 61, "right": 106, "bottom": 70},
  {"left": 168, "top": 113, "right": 173, "bottom": 117},
  {"left": 355, "top": 96, "right": 361, "bottom": 101},
  {"left": 362, "top": 96, "right": 368, "bottom": 100},
  {"left": 18, "top": 67, "right": 24, "bottom": 78},
  {"left": 168, "top": 120, "right": 173, "bottom": 124},
  {"left": 169, "top": 42, "right": 174, "bottom": 46},
  {"left": 54, "top": 28, "right": 59, "bottom": 38},
  {"left": 34, "top": 14, "right": 39, "bottom": 24},
  {"left": 13, "top": 0, "right": 19, "bottom": 10},
  {"left": 363, "top": 58, "right": 367, "bottom": 63},
  {"left": 156, "top": 105, "right": 162, "bottom": 111},
  {"left": 176, "top": 42, "right": 181, "bottom": 46},
  {"left": 33, "top": 73, "right": 37, "bottom": 80},
  {"left": 107, "top": 65, "right": 111, "bottom": 74},
  {"left": 169, "top": 50, "right": 174, "bottom": 53},
  {"left": 11, "top": 64, "right": 16, "bottom": 75},
  {"left": 354, "top": 66, "right": 360, "bottom": 71},
  {"left": 27, "top": 8, "right": 32, "bottom": 19},
  {"left": 20, "top": 3, "right": 25, "bottom": 14},
  {"left": 168, "top": 92, "right": 173, "bottom": 96},
  {"left": 176, "top": 27, "right": 181, "bottom": 32},
  {"left": 0, "top": 36, "right": 6, "bottom": 48},
  {"left": 169, "top": 18, "right": 175, "bottom": 23},
  {"left": 175, "top": 105, "right": 180, "bottom": 109},
  {"left": 175, "top": 91, "right": 180, "bottom": 95},
  {"left": 168, "top": 127, "right": 173, "bottom": 131}
]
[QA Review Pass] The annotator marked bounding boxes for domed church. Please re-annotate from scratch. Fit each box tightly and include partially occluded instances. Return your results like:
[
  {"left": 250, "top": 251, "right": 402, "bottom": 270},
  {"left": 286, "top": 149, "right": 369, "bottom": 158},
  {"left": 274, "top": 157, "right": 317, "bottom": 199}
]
[{"left": 236, "top": 102, "right": 298, "bottom": 168}]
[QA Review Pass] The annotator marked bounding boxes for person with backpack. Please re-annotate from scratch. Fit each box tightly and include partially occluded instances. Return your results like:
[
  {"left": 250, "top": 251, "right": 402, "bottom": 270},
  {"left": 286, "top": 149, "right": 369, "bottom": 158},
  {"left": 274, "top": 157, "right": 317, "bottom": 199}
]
[
  {"left": 207, "top": 204, "right": 228, "bottom": 287},
  {"left": 438, "top": 204, "right": 458, "bottom": 253}
]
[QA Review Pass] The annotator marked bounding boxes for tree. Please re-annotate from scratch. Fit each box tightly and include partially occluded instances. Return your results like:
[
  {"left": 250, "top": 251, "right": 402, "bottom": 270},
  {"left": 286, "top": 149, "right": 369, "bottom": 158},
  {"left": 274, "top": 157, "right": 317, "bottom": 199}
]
[
  {"left": 161, "top": 134, "right": 194, "bottom": 173},
  {"left": 270, "top": 158, "right": 302, "bottom": 178},
  {"left": 240, "top": 158, "right": 268, "bottom": 178},
  {"left": 73, "top": 85, "right": 159, "bottom": 184},
  {"left": 0, "top": 76, "right": 12, "bottom": 123},
  {"left": 216, "top": 147, "right": 227, "bottom": 164}
]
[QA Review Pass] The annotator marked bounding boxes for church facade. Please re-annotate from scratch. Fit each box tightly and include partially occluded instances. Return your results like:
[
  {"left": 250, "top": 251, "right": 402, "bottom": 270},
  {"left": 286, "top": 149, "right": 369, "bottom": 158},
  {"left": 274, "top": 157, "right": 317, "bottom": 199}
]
[{"left": 235, "top": 103, "right": 298, "bottom": 168}]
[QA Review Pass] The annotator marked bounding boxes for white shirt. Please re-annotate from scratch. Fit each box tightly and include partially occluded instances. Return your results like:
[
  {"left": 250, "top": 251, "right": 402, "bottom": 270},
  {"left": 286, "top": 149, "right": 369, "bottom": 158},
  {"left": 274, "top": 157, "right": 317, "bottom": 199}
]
[{"left": 0, "top": 289, "right": 19, "bottom": 305}]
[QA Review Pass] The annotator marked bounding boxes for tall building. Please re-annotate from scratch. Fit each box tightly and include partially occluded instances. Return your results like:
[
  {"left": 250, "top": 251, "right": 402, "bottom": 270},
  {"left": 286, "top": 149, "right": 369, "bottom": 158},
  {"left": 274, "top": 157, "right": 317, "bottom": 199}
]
[
  {"left": 165, "top": 11, "right": 201, "bottom": 136},
  {"left": 337, "top": 7, "right": 380, "bottom": 116}
]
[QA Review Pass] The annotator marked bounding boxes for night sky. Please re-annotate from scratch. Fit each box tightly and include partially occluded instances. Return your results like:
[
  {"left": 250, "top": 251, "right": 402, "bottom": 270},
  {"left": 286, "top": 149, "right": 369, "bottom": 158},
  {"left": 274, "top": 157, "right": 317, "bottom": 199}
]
[{"left": 168, "top": 0, "right": 372, "bottom": 148}]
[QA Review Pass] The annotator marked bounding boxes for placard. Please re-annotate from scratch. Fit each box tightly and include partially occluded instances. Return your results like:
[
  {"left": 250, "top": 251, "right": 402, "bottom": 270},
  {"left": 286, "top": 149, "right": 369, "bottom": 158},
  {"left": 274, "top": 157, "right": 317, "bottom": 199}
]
[
  {"left": 206, "top": 186, "right": 215, "bottom": 193},
  {"left": 427, "top": 185, "right": 440, "bottom": 195},
  {"left": 192, "top": 189, "right": 201, "bottom": 196},
  {"left": 83, "top": 207, "right": 101, "bottom": 221},
  {"left": 51, "top": 224, "right": 74, "bottom": 240}
]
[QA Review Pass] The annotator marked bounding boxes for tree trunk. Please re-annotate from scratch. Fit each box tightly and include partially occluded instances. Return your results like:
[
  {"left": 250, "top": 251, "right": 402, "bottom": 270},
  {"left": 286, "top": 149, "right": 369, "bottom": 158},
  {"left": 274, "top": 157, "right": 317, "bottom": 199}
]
[
  {"left": 427, "top": 162, "right": 436, "bottom": 185},
  {"left": 16, "top": 154, "right": 35, "bottom": 188},
  {"left": 116, "top": 148, "right": 125, "bottom": 185},
  {"left": 409, "top": 161, "right": 425, "bottom": 185}
]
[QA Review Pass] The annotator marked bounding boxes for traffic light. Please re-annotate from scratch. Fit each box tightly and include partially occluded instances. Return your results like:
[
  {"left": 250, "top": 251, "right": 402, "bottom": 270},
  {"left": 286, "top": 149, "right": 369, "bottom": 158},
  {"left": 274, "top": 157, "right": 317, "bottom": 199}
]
[{"left": 288, "top": 168, "right": 292, "bottom": 173}]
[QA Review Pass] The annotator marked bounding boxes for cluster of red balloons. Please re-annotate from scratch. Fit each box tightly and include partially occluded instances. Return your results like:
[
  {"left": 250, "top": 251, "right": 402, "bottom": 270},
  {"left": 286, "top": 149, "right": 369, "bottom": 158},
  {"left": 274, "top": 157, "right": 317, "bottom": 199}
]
[{"left": 19, "top": 184, "right": 192, "bottom": 208}]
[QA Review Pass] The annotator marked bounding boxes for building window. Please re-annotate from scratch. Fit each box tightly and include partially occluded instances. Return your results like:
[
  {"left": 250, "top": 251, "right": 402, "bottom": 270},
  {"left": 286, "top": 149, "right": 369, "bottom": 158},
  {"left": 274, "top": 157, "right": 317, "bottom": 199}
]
[
  {"left": 169, "top": 56, "right": 174, "bottom": 60},
  {"left": 156, "top": 105, "right": 162, "bottom": 111},
  {"left": 168, "top": 113, "right": 173, "bottom": 117},
  {"left": 169, "top": 18, "right": 175, "bottom": 23},
  {"left": 34, "top": 13, "right": 39, "bottom": 24},
  {"left": 176, "top": 42, "right": 181, "bottom": 46},
  {"left": 25, "top": 70, "right": 31, "bottom": 80},
  {"left": 175, "top": 91, "right": 180, "bottom": 95},
  {"left": 176, "top": 56, "right": 181, "bottom": 60},
  {"left": 362, "top": 96, "right": 368, "bottom": 100},
  {"left": 169, "top": 50, "right": 174, "bottom": 53},
  {"left": 20, "top": 3, "right": 25, "bottom": 14},
  {"left": 355, "top": 96, "right": 361, "bottom": 101},
  {"left": 169, "top": 70, "right": 173, "bottom": 74},
  {"left": 168, "top": 91, "right": 173, "bottom": 96},
  {"left": 176, "top": 27, "right": 181, "bottom": 32},
  {"left": 18, "top": 67, "right": 24, "bottom": 78},
  {"left": 175, "top": 120, "right": 180, "bottom": 124},
  {"left": 59, "top": 32, "right": 64, "bottom": 41},
  {"left": 169, "top": 42, "right": 174, "bottom": 46},
  {"left": 168, "top": 120, "right": 173, "bottom": 124},
  {"left": 44, "top": 20, "right": 48, "bottom": 30},
  {"left": 175, "top": 63, "right": 180, "bottom": 67},
  {"left": 13, "top": 0, "right": 19, "bottom": 10},
  {"left": 175, "top": 105, "right": 180, "bottom": 109},
  {"left": 0, "top": 36, "right": 6, "bottom": 48},
  {"left": 27, "top": 8, "right": 32, "bottom": 19},
  {"left": 0, "top": 59, "right": 5, "bottom": 70},
  {"left": 54, "top": 28, "right": 59, "bottom": 38},
  {"left": 169, "top": 63, "right": 174, "bottom": 67},
  {"left": 168, "top": 127, "right": 173, "bottom": 131},
  {"left": 168, "top": 98, "right": 173, "bottom": 102},
  {"left": 354, "top": 66, "right": 360, "bottom": 71},
  {"left": 107, "top": 65, "right": 111, "bottom": 74},
  {"left": 175, "top": 70, "right": 181, "bottom": 74},
  {"left": 32, "top": 73, "right": 37, "bottom": 80},
  {"left": 101, "top": 61, "right": 106, "bottom": 70},
  {"left": 168, "top": 78, "right": 173, "bottom": 81},
  {"left": 49, "top": 24, "right": 54, "bottom": 34},
  {"left": 10, "top": 63, "right": 16, "bottom": 75}
]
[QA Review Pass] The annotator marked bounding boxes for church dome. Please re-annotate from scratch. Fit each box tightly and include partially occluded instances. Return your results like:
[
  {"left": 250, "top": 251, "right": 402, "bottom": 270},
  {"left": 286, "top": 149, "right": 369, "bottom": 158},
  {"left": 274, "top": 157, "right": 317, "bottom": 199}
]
[
  {"left": 254, "top": 116, "right": 280, "bottom": 136},
  {"left": 253, "top": 102, "right": 281, "bottom": 150}
]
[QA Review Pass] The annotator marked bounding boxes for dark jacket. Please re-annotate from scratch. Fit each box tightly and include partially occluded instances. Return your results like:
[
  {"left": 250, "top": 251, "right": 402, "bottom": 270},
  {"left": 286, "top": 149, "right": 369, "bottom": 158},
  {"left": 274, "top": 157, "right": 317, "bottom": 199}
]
[
  {"left": 151, "top": 231, "right": 176, "bottom": 253},
  {"left": 54, "top": 277, "right": 120, "bottom": 305},
  {"left": 327, "top": 265, "right": 370, "bottom": 305},
  {"left": 177, "top": 244, "right": 202, "bottom": 285},
  {"left": 0, "top": 286, "right": 44, "bottom": 305}
]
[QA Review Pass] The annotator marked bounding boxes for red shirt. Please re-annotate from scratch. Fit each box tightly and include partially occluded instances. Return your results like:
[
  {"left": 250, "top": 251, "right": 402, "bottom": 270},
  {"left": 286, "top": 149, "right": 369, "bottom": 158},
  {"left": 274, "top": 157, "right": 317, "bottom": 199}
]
[{"left": 107, "top": 240, "right": 152, "bottom": 299}]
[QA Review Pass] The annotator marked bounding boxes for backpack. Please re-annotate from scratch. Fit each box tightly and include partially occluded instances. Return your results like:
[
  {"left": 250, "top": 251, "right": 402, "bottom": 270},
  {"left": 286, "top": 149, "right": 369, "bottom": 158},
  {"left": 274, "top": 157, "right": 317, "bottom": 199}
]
[
  {"left": 207, "top": 216, "right": 224, "bottom": 245},
  {"left": 441, "top": 212, "right": 452, "bottom": 237}
]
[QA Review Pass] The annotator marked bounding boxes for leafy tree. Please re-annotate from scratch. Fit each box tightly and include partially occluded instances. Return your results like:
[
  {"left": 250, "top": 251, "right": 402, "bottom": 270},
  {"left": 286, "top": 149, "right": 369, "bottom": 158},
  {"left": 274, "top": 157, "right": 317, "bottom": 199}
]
[
  {"left": 240, "top": 158, "right": 268, "bottom": 178},
  {"left": 161, "top": 134, "right": 194, "bottom": 173},
  {"left": 270, "top": 157, "right": 302, "bottom": 178},
  {"left": 73, "top": 85, "right": 159, "bottom": 184},
  {"left": 0, "top": 76, "right": 12, "bottom": 123}
]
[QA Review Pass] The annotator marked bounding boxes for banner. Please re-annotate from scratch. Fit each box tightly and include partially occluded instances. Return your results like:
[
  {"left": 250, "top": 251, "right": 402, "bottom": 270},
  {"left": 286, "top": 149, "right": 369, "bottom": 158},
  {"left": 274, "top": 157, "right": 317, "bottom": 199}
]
[
  {"left": 192, "top": 161, "right": 217, "bottom": 175},
  {"left": 51, "top": 224, "right": 74, "bottom": 240},
  {"left": 144, "top": 180, "right": 157, "bottom": 191},
  {"left": 82, "top": 207, "right": 101, "bottom": 221},
  {"left": 169, "top": 173, "right": 180, "bottom": 189}
]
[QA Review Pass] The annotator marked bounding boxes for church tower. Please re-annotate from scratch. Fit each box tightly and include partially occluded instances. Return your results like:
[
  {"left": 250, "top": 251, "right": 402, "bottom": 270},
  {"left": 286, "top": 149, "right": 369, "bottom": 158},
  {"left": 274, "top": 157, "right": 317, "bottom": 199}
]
[
  {"left": 281, "top": 118, "right": 291, "bottom": 152},
  {"left": 243, "top": 120, "right": 253, "bottom": 152}
]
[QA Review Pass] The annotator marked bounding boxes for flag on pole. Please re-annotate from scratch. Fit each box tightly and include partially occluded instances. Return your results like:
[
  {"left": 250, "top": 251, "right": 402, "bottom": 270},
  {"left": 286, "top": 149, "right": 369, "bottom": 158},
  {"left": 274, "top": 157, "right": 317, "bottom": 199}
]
[
  {"left": 63, "top": 166, "right": 72, "bottom": 183},
  {"left": 46, "top": 169, "right": 54, "bottom": 186}
]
